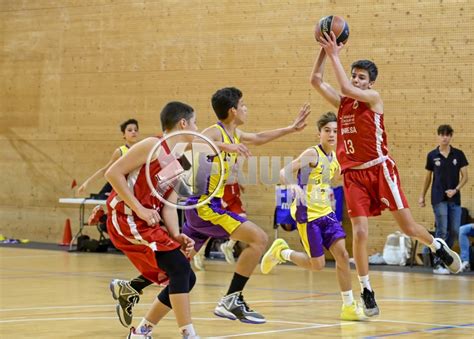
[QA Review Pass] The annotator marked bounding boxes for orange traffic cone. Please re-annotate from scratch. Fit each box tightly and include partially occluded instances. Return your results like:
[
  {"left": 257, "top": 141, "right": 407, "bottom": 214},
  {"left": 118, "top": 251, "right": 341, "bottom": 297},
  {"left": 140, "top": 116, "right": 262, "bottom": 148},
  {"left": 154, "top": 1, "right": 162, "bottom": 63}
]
[{"left": 59, "top": 218, "right": 72, "bottom": 246}]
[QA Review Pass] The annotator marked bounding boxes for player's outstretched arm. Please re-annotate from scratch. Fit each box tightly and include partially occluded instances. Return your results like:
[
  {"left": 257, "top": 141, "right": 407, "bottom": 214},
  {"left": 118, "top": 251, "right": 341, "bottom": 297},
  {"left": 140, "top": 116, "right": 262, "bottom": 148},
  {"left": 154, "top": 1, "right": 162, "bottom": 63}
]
[
  {"left": 239, "top": 103, "right": 311, "bottom": 146},
  {"left": 310, "top": 48, "right": 341, "bottom": 108},
  {"left": 200, "top": 125, "right": 252, "bottom": 158},
  {"left": 77, "top": 148, "right": 121, "bottom": 194},
  {"left": 105, "top": 137, "right": 161, "bottom": 226},
  {"left": 319, "top": 32, "right": 381, "bottom": 109}
]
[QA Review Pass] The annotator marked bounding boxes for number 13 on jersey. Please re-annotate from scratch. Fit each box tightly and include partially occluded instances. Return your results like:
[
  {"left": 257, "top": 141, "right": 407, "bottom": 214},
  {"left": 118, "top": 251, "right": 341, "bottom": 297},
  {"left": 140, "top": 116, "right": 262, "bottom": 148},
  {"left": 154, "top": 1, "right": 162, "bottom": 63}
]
[{"left": 343, "top": 139, "right": 355, "bottom": 154}]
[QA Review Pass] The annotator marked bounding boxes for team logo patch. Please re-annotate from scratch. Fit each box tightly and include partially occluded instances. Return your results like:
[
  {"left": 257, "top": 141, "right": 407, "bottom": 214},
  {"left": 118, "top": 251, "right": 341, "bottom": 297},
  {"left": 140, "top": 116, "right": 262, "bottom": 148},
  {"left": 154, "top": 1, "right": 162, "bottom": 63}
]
[
  {"left": 453, "top": 159, "right": 457, "bottom": 166},
  {"left": 352, "top": 100, "right": 359, "bottom": 109},
  {"left": 381, "top": 198, "right": 390, "bottom": 207},
  {"left": 435, "top": 160, "right": 441, "bottom": 167}
]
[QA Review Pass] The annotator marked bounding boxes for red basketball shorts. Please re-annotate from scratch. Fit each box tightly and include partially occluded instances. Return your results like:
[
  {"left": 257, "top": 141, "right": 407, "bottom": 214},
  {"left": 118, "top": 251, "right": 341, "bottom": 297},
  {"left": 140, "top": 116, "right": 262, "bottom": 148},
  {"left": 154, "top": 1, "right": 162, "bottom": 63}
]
[
  {"left": 343, "top": 160, "right": 409, "bottom": 218},
  {"left": 106, "top": 210, "right": 180, "bottom": 284},
  {"left": 222, "top": 183, "right": 246, "bottom": 215}
]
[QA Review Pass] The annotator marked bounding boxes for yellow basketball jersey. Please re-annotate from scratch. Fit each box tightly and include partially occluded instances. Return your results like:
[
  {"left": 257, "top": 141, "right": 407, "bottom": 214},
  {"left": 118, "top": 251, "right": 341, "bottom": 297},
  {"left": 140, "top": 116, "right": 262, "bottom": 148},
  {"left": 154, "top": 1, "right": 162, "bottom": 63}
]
[
  {"left": 197, "top": 122, "right": 239, "bottom": 200},
  {"left": 291, "top": 145, "right": 340, "bottom": 222},
  {"left": 119, "top": 145, "right": 129, "bottom": 156}
]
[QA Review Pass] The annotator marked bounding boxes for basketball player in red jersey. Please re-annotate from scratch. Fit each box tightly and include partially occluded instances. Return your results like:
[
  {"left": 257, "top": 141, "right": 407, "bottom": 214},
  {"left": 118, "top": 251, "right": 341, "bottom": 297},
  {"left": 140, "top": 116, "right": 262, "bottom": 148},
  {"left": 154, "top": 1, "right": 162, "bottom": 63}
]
[
  {"left": 105, "top": 101, "right": 199, "bottom": 338},
  {"left": 311, "top": 32, "right": 462, "bottom": 317}
]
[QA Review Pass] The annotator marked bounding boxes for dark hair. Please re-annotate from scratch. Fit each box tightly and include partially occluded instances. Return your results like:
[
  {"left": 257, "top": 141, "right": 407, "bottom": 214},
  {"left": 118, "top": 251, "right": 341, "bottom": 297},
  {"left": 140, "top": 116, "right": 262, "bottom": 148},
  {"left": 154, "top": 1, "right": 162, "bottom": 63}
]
[
  {"left": 351, "top": 60, "right": 378, "bottom": 82},
  {"left": 160, "top": 101, "right": 194, "bottom": 131},
  {"left": 211, "top": 87, "right": 243, "bottom": 120},
  {"left": 437, "top": 124, "right": 454, "bottom": 136},
  {"left": 317, "top": 112, "right": 337, "bottom": 131},
  {"left": 120, "top": 119, "right": 139, "bottom": 133}
]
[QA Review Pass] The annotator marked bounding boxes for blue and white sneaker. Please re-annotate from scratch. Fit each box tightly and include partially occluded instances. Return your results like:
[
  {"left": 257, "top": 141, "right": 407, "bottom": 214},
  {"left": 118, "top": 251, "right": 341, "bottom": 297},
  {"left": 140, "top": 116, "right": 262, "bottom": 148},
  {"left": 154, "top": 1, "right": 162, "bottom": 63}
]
[{"left": 214, "top": 291, "right": 265, "bottom": 324}]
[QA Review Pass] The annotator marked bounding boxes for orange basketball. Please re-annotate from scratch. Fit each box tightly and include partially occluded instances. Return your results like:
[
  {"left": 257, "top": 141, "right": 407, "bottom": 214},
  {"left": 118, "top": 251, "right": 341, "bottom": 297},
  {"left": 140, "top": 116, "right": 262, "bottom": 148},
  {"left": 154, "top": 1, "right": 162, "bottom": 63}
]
[{"left": 314, "top": 15, "right": 350, "bottom": 45}]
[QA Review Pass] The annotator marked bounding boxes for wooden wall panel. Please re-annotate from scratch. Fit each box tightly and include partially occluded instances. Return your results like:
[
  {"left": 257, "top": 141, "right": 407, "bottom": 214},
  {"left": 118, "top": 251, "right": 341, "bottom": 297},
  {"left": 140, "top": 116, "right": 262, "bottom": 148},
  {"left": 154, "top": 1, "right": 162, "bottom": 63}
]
[{"left": 1, "top": 0, "right": 472, "bottom": 255}]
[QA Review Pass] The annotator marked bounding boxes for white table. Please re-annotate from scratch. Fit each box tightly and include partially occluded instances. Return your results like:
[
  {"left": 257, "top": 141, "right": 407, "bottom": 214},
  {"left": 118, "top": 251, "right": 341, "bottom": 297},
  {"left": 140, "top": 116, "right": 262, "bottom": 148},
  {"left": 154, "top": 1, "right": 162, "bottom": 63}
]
[{"left": 58, "top": 198, "right": 107, "bottom": 250}]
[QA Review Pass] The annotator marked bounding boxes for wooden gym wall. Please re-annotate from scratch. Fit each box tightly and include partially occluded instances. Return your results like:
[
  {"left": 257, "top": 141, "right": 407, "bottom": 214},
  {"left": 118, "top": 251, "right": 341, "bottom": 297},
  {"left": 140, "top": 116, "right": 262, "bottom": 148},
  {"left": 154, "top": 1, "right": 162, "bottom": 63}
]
[{"left": 1, "top": 0, "right": 472, "bottom": 255}]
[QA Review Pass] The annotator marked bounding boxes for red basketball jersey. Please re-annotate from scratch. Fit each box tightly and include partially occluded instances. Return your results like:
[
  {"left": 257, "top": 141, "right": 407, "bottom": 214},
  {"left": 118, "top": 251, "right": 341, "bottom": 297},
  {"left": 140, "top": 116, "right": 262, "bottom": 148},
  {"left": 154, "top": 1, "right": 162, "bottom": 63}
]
[
  {"left": 107, "top": 139, "right": 172, "bottom": 217},
  {"left": 337, "top": 97, "right": 390, "bottom": 172}
]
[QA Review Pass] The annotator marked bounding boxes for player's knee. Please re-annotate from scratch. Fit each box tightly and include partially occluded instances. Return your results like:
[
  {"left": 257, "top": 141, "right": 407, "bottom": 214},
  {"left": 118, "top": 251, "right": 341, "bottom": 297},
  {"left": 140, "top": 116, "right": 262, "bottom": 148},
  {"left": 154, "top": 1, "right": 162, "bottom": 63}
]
[
  {"left": 309, "top": 258, "right": 325, "bottom": 271},
  {"left": 188, "top": 269, "right": 196, "bottom": 291},
  {"left": 157, "top": 287, "right": 171, "bottom": 308},
  {"left": 248, "top": 227, "right": 268, "bottom": 253},
  {"left": 257, "top": 232, "right": 269, "bottom": 254},
  {"left": 353, "top": 227, "right": 368, "bottom": 241},
  {"left": 259, "top": 231, "right": 269, "bottom": 248},
  {"left": 157, "top": 249, "right": 194, "bottom": 294},
  {"left": 403, "top": 223, "right": 426, "bottom": 238},
  {"left": 335, "top": 249, "right": 350, "bottom": 264},
  {"left": 168, "top": 262, "right": 193, "bottom": 294},
  {"left": 403, "top": 225, "right": 417, "bottom": 237}
]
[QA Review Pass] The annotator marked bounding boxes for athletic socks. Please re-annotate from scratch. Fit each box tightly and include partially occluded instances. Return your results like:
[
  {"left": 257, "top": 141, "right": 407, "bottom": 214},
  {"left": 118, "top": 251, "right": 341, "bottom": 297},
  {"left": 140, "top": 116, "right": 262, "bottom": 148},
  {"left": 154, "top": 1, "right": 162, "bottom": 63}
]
[
  {"left": 137, "top": 318, "right": 155, "bottom": 333},
  {"left": 428, "top": 239, "right": 441, "bottom": 252},
  {"left": 341, "top": 290, "right": 354, "bottom": 306},
  {"left": 179, "top": 323, "right": 196, "bottom": 336},
  {"left": 226, "top": 272, "right": 249, "bottom": 295},
  {"left": 358, "top": 275, "right": 372, "bottom": 292},
  {"left": 281, "top": 249, "right": 294, "bottom": 262},
  {"left": 130, "top": 275, "right": 153, "bottom": 293}
]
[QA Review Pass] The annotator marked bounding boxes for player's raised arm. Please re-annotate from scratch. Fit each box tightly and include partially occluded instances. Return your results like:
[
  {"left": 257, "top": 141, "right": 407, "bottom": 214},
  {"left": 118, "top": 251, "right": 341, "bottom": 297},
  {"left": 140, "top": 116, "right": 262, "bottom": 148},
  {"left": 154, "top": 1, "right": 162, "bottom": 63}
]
[
  {"left": 238, "top": 103, "right": 311, "bottom": 146},
  {"left": 320, "top": 32, "right": 381, "bottom": 111},
  {"left": 77, "top": 148, "right": 121, "bottom": 194},
  {"left": 310, "top": 48, "right": 341, "bottom": 108}
]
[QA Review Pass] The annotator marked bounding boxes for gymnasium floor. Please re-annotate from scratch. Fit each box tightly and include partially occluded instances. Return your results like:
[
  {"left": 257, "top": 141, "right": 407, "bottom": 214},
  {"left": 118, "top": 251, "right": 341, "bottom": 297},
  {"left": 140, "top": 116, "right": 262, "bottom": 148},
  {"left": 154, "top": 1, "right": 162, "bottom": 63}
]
[{"left": 1, "top": 246, "right": 473, "bottom": 338}]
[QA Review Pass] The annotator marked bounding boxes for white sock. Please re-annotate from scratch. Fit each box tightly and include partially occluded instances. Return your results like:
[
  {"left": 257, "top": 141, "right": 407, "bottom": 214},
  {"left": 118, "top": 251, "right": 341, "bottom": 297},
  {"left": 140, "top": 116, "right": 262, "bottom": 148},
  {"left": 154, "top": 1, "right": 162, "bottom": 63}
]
[
  {"left": 227, "top": 239, "right": 236, "bottom": 248},
  {"left": 137, "top": 318, "right": 155, "bottom": 333},
  {"left": 281, "top": 249, "right": 294, "bottom": 261},
  {"left": 341, "top": 290, "right": 354, "bottom": 306},
  {"left": 428, "top": 238, "right": 441, "bottom": 252},
  {"left": 179, "top": 323, "right": 196, "bottom": 336},
  {"left": 358, "top": 275, "right": 372, "bottom": 291}
]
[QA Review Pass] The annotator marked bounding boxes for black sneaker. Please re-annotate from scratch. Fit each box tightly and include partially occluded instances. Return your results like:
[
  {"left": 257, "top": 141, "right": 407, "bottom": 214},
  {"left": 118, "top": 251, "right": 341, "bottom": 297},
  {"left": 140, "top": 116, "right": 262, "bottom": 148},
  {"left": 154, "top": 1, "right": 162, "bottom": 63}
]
[
  {"left": 214, "top": 291, "right": 266, "bottom": 324},
  {"left": 110, "top": 279, "right": 140, "bottom": 327},
  {"left": 360, "top": 288, "right": 380, "bottom": 317},
  {"left": 434, "top": 238, "right": 461, "bottom": 274}
]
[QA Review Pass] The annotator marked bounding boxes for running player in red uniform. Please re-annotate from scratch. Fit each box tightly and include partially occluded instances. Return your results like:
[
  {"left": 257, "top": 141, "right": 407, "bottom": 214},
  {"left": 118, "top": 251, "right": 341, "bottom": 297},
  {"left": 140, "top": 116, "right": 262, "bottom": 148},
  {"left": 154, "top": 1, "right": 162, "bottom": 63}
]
[
  {"left": 311, "top": 32, "right": 462, "bottom": 317},
  {"left": 105, "top": 102, "right": 198, "bottom": 339}
]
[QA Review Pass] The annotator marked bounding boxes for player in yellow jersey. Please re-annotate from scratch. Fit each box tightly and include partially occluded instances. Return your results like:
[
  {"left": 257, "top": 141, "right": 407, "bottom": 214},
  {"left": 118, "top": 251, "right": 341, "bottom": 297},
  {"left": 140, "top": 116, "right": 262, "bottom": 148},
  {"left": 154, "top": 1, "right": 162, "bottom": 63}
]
[
  {"left": 261, "top": 112, "right": 366, "bottom": 321},
  {"left": 183, "top": 87, "right": 311, "bottom": 324}
]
